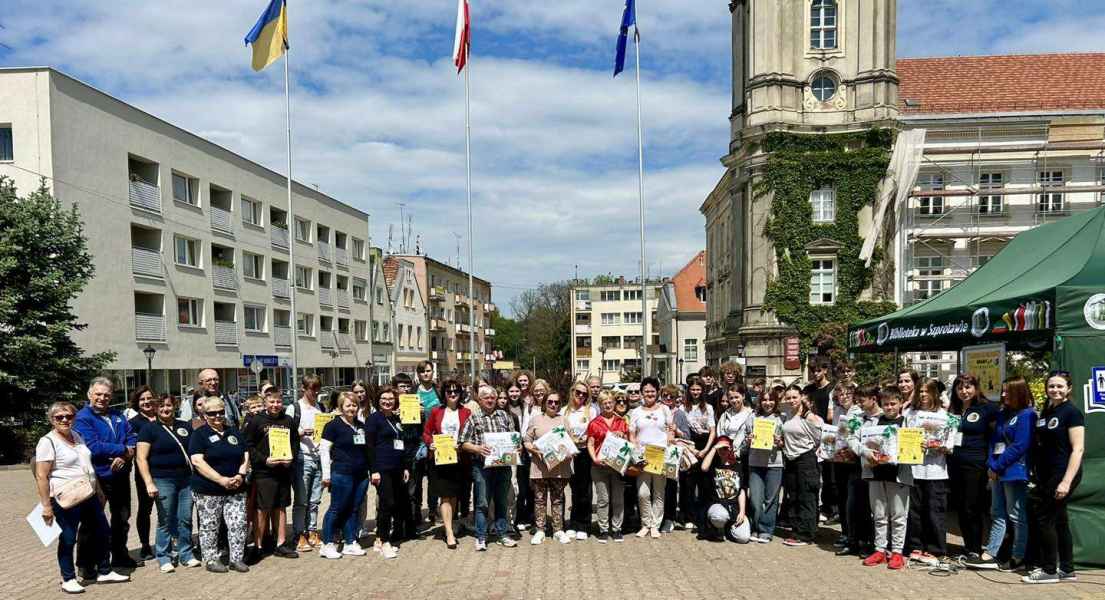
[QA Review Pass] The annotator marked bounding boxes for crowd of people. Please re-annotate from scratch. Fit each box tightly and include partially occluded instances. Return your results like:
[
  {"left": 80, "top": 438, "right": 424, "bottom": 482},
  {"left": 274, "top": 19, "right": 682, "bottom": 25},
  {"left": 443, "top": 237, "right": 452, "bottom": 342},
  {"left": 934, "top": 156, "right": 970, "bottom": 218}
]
[{"left": 32, "top": 360, "right": 1086, "bottom": 593}]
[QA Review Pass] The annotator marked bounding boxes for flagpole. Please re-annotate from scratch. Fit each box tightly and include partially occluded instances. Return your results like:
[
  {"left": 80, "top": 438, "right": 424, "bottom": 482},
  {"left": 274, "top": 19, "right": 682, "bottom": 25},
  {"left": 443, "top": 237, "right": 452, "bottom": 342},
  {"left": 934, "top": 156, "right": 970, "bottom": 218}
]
[
  {"left": 464, "top": 50, "right": 477, "bottom": 387},
  {"left": 284, "top": 46, "right": 300, "bottom": 393},
  {"left": 633, "top": 29, "right": 649, "bottom": 377}
]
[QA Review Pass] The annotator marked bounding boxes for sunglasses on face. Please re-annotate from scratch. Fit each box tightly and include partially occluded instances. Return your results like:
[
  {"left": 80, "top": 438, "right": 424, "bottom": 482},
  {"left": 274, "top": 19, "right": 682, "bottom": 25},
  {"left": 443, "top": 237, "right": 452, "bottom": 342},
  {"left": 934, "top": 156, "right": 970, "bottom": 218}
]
[
  {"left": 573, "top": 390, "right": 587, "bottom": 396},
  {"left": 52, "top": 414, "right": 75, "bottom": 422},
  {"left": 445, "top": 389, "right": 460, "bottom": 395},
  {"left": 204, "top": 411, "right": 226, "bottom": 418}
]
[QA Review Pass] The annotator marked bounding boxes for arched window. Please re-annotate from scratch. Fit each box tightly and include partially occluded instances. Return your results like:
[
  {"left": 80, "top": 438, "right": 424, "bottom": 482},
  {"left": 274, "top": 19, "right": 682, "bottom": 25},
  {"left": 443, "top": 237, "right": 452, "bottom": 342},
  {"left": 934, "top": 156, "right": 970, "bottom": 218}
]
[
  {"left": 811, "top": 72, "right": 838, "bottom": 102},
  {"left": 810, "top": 0, "right": 838, "bottom": 50}
]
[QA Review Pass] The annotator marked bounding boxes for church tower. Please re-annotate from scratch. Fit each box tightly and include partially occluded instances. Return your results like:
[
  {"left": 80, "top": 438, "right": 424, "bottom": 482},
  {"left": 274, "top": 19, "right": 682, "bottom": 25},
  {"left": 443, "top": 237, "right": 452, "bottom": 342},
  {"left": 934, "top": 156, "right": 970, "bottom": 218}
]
[{"left": 705, "top": 0, "right": 899, "bottom": 376}]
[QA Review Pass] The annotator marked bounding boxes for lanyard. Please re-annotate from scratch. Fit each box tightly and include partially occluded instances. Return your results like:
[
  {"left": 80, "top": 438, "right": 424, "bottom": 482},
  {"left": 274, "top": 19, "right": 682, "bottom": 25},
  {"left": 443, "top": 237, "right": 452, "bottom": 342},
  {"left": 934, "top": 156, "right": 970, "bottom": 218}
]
[{"left": 384, "top": 415, "right": 401, "bottom": 437}]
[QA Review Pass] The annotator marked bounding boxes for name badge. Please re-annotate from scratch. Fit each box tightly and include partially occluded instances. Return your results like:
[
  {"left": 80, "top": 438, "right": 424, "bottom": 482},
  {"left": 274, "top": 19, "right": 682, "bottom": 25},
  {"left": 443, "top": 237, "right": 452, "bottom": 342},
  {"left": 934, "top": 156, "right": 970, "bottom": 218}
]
[
  {"left": 393, "top": 439, "right": 405, "bottom": 451},
  {"left": 993, "top": 442, "right": 1006, "bottom": 455},
  {"left": 209, "top": 434, "right": 220, "bottom": 443},
  {"left": 353, "top": 432, "right": 366, "bottom": 445},
  {"left": 1037, "top": 418, "right": 1047, "bottom": 428}
]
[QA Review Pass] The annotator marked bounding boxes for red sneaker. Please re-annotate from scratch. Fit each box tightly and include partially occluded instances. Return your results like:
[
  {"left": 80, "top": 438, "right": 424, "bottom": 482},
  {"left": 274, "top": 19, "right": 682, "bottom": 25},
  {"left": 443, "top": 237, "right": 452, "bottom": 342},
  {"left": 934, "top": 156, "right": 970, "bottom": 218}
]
[
  {"left": 863, "top": 551, "right": 887, "bottom": 566},
  {"left": 888, "top": 552, "right": 906, "bottom": 570}
]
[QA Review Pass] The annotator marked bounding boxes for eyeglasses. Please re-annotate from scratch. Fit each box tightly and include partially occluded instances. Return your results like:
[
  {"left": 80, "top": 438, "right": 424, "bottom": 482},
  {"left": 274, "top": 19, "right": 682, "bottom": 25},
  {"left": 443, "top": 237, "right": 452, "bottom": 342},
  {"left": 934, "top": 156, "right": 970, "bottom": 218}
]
[
  {"left": 420, "top": 369, "right": 434, "bottom": 374},
  {"left": 204, "top": 411, "right": 226, "bottom": 418},
  {"left": 445, "top": 389, "right": 460, "bottom": 395},
  {"left": 52, "top": 414, "right": 75, "bottom": 422},
  {"left": 573, "top": 389, "right": 587, "bottom": 396}
]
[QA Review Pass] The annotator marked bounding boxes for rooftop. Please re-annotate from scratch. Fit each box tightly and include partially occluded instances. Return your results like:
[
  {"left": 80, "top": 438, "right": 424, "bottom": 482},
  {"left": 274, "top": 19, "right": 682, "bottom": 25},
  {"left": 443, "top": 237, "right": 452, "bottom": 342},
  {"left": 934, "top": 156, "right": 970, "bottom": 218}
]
[
  {"left": 671, "top": 251, "right": 706, "bottom": 314},
  {"left": 898, "top": 53, "right": 1105, "bottom": 116}
]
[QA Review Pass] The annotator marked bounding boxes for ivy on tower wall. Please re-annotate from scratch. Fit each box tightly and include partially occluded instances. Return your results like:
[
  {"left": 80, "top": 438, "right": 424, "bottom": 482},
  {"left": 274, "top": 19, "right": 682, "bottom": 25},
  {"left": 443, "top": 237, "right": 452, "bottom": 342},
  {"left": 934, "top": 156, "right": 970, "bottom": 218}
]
[{"left": 753, "top": 128, "right": 898, "bottom": 363}]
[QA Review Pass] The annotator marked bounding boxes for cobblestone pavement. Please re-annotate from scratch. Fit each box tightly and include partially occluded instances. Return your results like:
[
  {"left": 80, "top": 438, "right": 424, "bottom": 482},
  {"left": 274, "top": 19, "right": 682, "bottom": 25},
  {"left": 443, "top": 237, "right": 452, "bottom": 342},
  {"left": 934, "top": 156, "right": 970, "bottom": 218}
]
[{"left": 4, "top": 469, "right": 1105, "bottom": 600}]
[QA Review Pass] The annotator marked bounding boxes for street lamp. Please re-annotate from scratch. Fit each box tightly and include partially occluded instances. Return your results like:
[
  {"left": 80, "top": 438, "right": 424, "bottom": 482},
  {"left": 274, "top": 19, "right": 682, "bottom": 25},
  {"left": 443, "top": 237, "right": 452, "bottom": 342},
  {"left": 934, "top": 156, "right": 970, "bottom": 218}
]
[
  {"left": 143, "top": 344, "right": 157, "bottom": 386},
  {"left": 678, "top": 357, "right": 685, "bottom": 386},
  {"left": 598, "top": 345, "right": 607, "bottom": 385},
  {"left": 365, "top": 359, "right": 374, "bottom": 386}
]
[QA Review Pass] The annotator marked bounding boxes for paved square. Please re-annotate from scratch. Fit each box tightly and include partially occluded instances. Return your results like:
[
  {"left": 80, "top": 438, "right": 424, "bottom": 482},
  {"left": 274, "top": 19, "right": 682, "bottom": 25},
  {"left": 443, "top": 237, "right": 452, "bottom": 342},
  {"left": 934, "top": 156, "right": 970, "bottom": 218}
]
[{"left": 3, "top": 469, "right": 1102, "bottom": 599}]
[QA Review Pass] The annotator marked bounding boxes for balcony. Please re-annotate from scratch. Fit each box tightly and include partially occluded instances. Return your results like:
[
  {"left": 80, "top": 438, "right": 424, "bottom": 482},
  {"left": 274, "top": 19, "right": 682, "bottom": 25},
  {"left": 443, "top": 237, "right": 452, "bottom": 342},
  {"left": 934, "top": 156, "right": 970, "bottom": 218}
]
[
  {"left": 274, "top": 325, "right": 292, "bottom": 348},
  {"left": 456, "top": 323, "right": 472, "bottom": 334},
  {"left": 318, "top": 241, "right": 331, "bottom": 263},
  {"left": 272, "top": 278, "right": 290, "bottom": 300},
  {"left": 319, "top": 287, "right": 333, "bottom": 307},
  {"left": 210, "top": 206, "right": 233, "bottom": 235},
  {"left": 574, "top": 324, "right": 591, "bottom": 334},
  {"left": 431, "top": 351, "right": 440, "bottom": 360},
  {"left": 212, "top": 265, "right": 238, "bottom": 291},
  {"left": 337, "top": 333, "right": 352, "bottom": 353},
  {"left": 131, "top": 247, "right": 163, "bottom": 278},
  {"left": 336, "top": 290, "right": 350, "bottom": 309},
  {"left": 575, "top": 300, "right": 592, "bottom": 312},
  {"left": 430, "top": 318, "right": 447, "bottom": 332},
  {"left": 484, "top": 302, "right": 496, "bottom": 313},
  {"left": 576, "top": 347, "right": 592, "bottom": 358},
  {"left": 271, "top": 227, "right": 290, "bottom": 250},
  {"left": 134, "top": 313, "right": 166, "bottom": 342},
  {"left": 128, "top": 180, "right": 161, "bottom": 213},
  {"left": 485, "top": 327, "right": 496, "bottom": 336},
  {"left": 321, "top": 332, "right": 336, "bottom": 351},
  {"left": 214, "top": 320, "right": 238, "bottom": 346},
  {"left": 430, "top": 287, "right": 446, "bottom": 301},
  {"left": 335, "top": 247, "right": 349, "bottom": 268}
]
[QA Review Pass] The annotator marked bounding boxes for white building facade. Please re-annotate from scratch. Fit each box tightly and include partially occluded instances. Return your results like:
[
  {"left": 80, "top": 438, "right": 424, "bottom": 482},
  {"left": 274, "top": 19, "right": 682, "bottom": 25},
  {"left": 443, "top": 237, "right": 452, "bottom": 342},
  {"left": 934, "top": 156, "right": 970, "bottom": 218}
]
[
  {"left": 571, "top": 281, "right": 662, "bottom": 385},
  {"left": 385, "top": 257, "right": 430, "bottom": 377}
]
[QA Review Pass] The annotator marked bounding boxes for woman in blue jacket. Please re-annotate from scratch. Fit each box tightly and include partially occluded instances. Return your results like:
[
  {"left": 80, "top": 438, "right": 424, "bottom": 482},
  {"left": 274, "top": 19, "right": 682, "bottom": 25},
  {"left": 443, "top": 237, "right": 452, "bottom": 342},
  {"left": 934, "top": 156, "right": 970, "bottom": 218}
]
[{"left": 965, "top": 376, "right": 1035, "bottom": 572}]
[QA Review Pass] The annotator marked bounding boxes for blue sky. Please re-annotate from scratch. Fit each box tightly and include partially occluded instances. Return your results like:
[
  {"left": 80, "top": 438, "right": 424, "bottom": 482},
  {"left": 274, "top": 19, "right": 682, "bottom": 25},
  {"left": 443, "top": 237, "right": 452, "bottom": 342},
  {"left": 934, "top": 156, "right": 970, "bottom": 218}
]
[{"left": 2, "top": 1, "right": 1103, "bottom": 311}]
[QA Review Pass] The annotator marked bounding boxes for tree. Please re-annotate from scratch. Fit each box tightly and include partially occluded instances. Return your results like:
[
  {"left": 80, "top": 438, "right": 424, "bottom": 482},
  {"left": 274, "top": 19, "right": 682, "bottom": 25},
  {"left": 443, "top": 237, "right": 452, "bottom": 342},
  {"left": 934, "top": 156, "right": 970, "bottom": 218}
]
[
  {"left": 0, "top": 177, "right": 114, "bottom": 422},
  {"left": 490, "top": 311, "right": 523, "bottom": 363},
  {"left": 510, "top": 281, "right": 571, "bottom": 387}
]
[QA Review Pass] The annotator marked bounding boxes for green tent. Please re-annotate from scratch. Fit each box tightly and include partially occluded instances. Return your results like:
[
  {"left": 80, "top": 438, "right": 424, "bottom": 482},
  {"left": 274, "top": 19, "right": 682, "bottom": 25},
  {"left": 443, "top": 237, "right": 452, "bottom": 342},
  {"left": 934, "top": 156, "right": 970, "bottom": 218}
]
[{"left": 848, "top": 204, "right": 1105, "bottom": 568}]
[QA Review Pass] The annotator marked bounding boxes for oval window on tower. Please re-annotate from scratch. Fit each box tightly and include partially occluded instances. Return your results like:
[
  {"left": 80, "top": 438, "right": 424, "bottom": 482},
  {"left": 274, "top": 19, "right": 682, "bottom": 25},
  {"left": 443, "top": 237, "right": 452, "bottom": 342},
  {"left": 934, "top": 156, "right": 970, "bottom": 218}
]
[{"left": 811, "top": 72, "right": 838, "bottom": 102}]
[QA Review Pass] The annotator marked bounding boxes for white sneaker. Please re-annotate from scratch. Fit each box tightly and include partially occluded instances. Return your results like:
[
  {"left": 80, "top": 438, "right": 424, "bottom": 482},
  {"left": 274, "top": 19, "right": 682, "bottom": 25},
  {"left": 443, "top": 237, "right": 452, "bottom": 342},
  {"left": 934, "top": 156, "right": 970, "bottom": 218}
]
[
  {"left": 381, "top": 543, "right": 398, "bottom": 560},
  {"left": 341, "top": 541, "right": 367, "bottom": 556},
  {"left": 372, "top": 540, "right": 383, "bottom": 553},
  {"left": 565, "top": 529, "right": 576, "bottom": 538},
  {"left": 61, "top": 579, "right": 85, "bottom": 594},
  {"left": 554, "top": 531, "right": 571, "bottom": 544},
  {"left": 530, "top": 531, "right": 546, "bottom": 545},
  {"left": 183, "top": 558, "right": 202, "bottom": 568},
  {"left": 319, "top": 543, "right": 342, "bottom": 559},
  {"left": 159, "top": 563, "right": 175, "bottom": 573},
  {"left": 475, "top": 539, "right": 487, "bottom": 551},
  {"left": 636, "top": 527, "right": 650, "bottom": 538},
  {"left": 575, "top": 531, "right": 587, "bottom": 541},
  {"left": 96, "top": 572, "right": 129, "bottom": 583},
  {"left": 650, "top": 527, "right": 661, "bottom": 539},
  {"left": 684, "top": 522, "right": 696, "bottom": 532}
]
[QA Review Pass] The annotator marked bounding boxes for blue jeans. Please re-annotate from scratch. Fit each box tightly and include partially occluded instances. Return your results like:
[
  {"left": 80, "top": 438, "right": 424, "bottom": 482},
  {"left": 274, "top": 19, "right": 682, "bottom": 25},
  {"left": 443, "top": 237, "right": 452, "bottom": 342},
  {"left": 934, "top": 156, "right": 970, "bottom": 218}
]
[
  {"left": 322, "top": 472, "right": 369, "bottom": 544},
  {"left": 748, "top": 466, "right": 783, "bottom": 539},
  {"left": 52, "top": 497, "right": 110, "bottom": 581},
  {"left": 471, "top": 465, "right": 511, "bottom": 541},
  {"left": 152, "top": 475, "right": 195, "bottom": 566},
  {"left": 293, "top": 454, "right": 323, "bottom": 535},
  {"left": 986, "top": 479, "right": 1028, "bottom": 559}
]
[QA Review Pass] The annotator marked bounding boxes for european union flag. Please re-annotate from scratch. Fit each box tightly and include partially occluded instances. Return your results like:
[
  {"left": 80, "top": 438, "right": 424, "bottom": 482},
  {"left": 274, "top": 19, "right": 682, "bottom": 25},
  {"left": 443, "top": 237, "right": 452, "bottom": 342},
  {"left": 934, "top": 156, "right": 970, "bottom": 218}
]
[{"left": 613, "top": 0, "right": 636, "bottom": 77}]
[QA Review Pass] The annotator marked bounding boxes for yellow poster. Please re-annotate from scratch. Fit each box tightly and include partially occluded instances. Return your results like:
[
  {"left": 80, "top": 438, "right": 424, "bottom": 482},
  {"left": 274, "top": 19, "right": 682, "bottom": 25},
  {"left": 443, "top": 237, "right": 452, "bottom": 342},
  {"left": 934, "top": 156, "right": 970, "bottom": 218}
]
[
  {"left": 897, "top": 427, "right": 925, "bottom": 465},
  {"left": 433, "top": 434, "right": 458, "bottom": 466},
  {"left": 268, "top": 427, "right": 292, "bottom": 461},
  {"left": 312, "top": 413, "right": 335, "bottom": 444},
  {"left": 643, "top": 444, "right": 666, "bottom": 476},
  {"left": 961, "top": 343, "right": 1006, "bottom": 401},
  {"left": 751, "top": 418, "right": 777, "bottom": 451},
  {"left": 399, "top": 394, "right": 422, "bottom": 425}
]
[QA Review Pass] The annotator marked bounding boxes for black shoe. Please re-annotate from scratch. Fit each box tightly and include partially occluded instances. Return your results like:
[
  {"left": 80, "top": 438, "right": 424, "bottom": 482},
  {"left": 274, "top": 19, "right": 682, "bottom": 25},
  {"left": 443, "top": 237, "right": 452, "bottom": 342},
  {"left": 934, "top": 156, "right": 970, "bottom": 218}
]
[
  {"left": 595, "top": 532, "right": 609, "bottom": 544},
  {"left": 140, "top": 546, "right": 155, "bottom": 561},
  {"left": 612, "top": 532, "right": 624, "bottom": 543},
  {"left": 112, "top": 556, "right": 141, "bottom": 569},
  {"left": 273, "top": 545, "right": 298, "bottom": 559},
  {"left": 229, "top": 561, "right": 250, "bottom": 573},
  {"left": 205, "top": 561, "right": 228, "bottom": 573},
  {"left": 963, "top": 555, "right": 1000, "bottom": 570},
  {"left": 78, "top": 569, "right": 97, "bottom": 582},
  {"left": 835, "top": 546, "right": 855, "bottom": 556},
  {"left": 999, "top": 558, "right": 1026, "bottom": 573}
]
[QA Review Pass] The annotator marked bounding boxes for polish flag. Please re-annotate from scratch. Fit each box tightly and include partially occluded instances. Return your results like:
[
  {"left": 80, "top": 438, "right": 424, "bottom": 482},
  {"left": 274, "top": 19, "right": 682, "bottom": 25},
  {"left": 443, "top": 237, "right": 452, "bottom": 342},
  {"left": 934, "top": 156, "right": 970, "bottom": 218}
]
[{"left": 452, "top": 0, "right": 470, "bottom": 73}]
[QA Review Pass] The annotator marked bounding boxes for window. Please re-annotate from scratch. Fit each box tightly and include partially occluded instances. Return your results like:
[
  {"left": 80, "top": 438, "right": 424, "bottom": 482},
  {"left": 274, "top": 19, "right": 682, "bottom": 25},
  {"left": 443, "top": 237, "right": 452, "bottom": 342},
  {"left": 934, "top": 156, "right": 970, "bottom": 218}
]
[
  {"left": 917, "top": 174, "right": 944, "bottom": 216},
  {"left": 376, "top": 287, "right": 384, "bottom": 305},
  {"left": 296, "top": 312, "right": 314, "bottom": 335},
  {"left": 978, "top": 173, "right": 1004, "bottom": 214},
  {"left": 915, "top": 279, "right": 945, "bottom": 301},
  {"left": 601, "top": 336, "right": 622, "bottom": 349},
  {"left": 811, "top": 72, "right": 838, "bottom": 102},
  {"left": 355, "top": 320, "right": 368, "bottom": 342},
  {"left": 914, "top": 256, "right": 946, "bottom": 300},
  {"left": 1098, "top": 167, "right": 1105, "bottom": 205},
  {"left": 0, "top": 125, "right": 12, "bottom": 161},
  {"left": 172, "top": 173, "right": 197, "bottom": 206},
  {"left": 294, "top": 265, "right": 312, "bottom": 290},
  {"left": 352, "top": 238, "right": 365, "bottom": 261},
  {"left": 273, "top": 309, "right": 291, "bottom": 328},
  {"left": 1038, "top": 170, "right": 1065, "bottom": 213},
  {"left": 244, "top": 305, "right": 266, "bottom": 332},
  {"left": 241, "top": 196, "right": 263, "bottom": 227},
  {"left": 576, "top": 360, "right": 590, "bottom": 372},
  {"left": 624, "top": 289, "right": 642, "bottom": 301},
  {"left": 352, "top": 278, "right": 367, "bottom": 301},
  {"left": 810, "top": 0, "right": 838, "bottom": 49},
  {"left": 601, "top": 312, "right": 620, "bottom": 326},
  {"left": 917, "top": 353, "right": 942, "bottom": 379},
  {"left": 810, "top": 186, "right": 835, "bottom": 223},
  {"left": 575, "top": 289, "right": 591, "bottom": 301},
  {"left": 624, "top": 335, "right": 642, "bottom": 350},
  {"left": 809, "top": 257, "right": 835, "bottom": 305},
  {"left": 295, "top": 218, "right": 311, "bottom": 242},
  {"left": 174, "top": 235, "right": 200, "bottom": 267},
  {"left": 602, "top": 359, "right": 621, "bottom": 372},
  {"left": 177, "top": 298, "right": 203, "bottom": 327},
  {"left": 242, "top": 252, "right": 264, "bottom": 280},
  {"left": 600, "top": 290, "right": 621, "bottom": 302},
  {"left": 382, "top": 322, "right": 390, "bottom": 342},
  {"left": 695, "top": 285, "right": 707, "bottom": 302},
  {"left": 623, "top": 312, "right": 642, "bottom": 325},
  {"left": 684, "top": 338, "right": 699, "bottom": 362},
  {"left": 373, "top": 321, "right": 380, "bottom": 342},
  {"left": 416, "top": 326, "right": 423, "bottom": 350}
]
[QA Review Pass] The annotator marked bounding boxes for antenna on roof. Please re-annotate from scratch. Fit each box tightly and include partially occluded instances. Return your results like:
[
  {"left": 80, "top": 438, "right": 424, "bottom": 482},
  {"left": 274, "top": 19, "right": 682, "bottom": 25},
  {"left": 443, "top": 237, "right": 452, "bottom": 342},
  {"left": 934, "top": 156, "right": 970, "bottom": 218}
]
[
  {"left": 387, "top": 224, "right": 394, "bottom": 255},
  {"left": 397, "top": 202, "right": 407, "bottom": 253},
  {"left": 452, "top": 232, "right": 463, "bottom": 270},
  {"left": 415, "top": 234, "right": 422, "bottom": 255}
]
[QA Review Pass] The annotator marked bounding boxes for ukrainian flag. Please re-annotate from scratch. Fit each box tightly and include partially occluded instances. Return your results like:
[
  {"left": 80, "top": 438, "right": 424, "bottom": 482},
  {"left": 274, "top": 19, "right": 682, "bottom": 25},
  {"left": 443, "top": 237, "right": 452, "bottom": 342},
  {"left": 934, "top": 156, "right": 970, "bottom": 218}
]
[{"left": 244, "top": 0, "right": 288, "bottom": 72}]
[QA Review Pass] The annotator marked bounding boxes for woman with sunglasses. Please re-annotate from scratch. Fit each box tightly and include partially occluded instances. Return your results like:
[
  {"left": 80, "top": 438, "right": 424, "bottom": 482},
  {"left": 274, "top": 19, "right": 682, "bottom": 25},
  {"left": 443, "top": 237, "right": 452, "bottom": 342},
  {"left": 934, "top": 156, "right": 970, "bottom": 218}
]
[
  {"left": 187, "top": 397, "right": 251, "bottom": 573},
  {"left": 1023, "top": 370, "right": 1084, "bottom": 584},
  {"left": 128, "top": 386, "right": 159, "bottom": 562},
  {"left": 630, "top": 377, "right": 675, "bottom": 539},
  {"left": 779, "top": 385, "right": 824, "bottom": 547},
  {"left": 509, "top": 380, "right": 537, "bottom": 533},
  {"left": 614, "top": 392, "right": 639, "bottom": 533},
  {"left": 523, "top": 392, "right": 574, "bottom": 544},
  {"left": 423, "top": 379, "right": 472, "bottom": 549},
  {"left": 563, "top": 380, "right": 598, "bottom": 540}
]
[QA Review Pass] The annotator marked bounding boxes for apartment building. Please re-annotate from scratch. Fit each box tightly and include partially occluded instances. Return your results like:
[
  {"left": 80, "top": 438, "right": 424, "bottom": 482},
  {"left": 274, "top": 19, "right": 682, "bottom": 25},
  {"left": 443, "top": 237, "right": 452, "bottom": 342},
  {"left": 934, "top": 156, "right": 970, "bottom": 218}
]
[
  {"left": 656, "top": 251, "right": 707, "bottom": 385},
  {"left": 572, "top": 280, "right": 662, "bottom": 385},
  {"left": 389, "top": 254, "right": 495, "bottom": 379},
  {"left": 383, "top": 256, "right": 430, "bottom": 377},
  {"left": 0, "top": 67, "right": 392, "bottom": 401}
]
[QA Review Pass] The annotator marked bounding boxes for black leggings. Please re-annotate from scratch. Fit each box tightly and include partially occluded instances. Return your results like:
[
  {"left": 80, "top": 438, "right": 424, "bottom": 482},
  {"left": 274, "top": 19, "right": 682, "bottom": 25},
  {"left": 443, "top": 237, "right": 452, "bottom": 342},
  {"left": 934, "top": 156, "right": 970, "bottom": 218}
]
[
  {"left": 568, "top": 451, "right": 593, "bottom": 531},
  {"left": 375, "top": 469, "right": 410, "bottom": 545},
  {"left": 1033, "top": 472, "right": 1081, "bottom": 574},
  {"left": 907, "top": 479, "right": 947, "bottom": 556},
  {"left": 134, "top": 466, "right": 154, "bottom": 550},
  {"left": 783, "top": 451, "right": 820, "bottom": 543},
  {"left": 954, "top": 462, "right": 989, "bottom": 555}
]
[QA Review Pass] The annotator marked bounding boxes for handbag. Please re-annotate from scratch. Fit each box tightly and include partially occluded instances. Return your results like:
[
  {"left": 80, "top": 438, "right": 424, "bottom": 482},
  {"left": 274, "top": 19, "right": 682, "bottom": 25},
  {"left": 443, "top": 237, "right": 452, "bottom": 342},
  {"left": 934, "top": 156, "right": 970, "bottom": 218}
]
[{"left": 46, "top": 436, "right": 97, "bottom": 508}]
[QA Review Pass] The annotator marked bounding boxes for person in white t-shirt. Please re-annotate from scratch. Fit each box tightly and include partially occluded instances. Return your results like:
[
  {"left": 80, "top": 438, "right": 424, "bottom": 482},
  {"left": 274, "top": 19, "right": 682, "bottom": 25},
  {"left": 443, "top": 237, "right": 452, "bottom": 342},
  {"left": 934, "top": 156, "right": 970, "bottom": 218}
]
[
  {"left": 562, "top": 380, "right": 598, "bottom": 540},
  {"left": 35, "top": 401, "right": 130, "bottom": 593},
  {"left": 629, "top": 377, "right": 674, "bottom": 539},
  {"left": 289, "top": 374, "right": 324, "bottom": 552}
]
